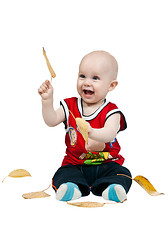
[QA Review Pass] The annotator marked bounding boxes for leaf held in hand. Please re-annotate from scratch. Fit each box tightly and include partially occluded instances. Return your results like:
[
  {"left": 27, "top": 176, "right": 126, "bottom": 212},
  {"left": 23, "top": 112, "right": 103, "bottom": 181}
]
[
  {"left": 76, "top": 118, "right": 88, "bottom": 143},
  {"left": 133, "top": 175, "right": 164, "bottom": 196},
  {"left": 43, "top": 47, "right": 56, "bottom": 78},
  {"left": 2, "top": 169, "right": 31, "bottom": 182}
]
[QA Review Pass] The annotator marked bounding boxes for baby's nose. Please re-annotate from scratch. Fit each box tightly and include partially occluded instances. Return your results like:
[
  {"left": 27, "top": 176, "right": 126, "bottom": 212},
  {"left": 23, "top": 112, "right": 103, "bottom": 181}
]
[{"left": 84, "top": 78, "right": 91, "bottom": 86}]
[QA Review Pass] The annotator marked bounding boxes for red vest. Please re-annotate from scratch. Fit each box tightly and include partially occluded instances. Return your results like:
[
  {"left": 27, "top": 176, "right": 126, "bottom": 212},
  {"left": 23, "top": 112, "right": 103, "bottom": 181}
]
[{"left": 60, "top": 97, "right": 127, "bottom": 166}]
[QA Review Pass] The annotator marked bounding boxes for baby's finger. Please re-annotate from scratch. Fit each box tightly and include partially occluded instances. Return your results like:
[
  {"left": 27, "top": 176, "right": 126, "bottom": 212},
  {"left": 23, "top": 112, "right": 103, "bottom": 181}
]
[
  {"left": 42, "top": 82, "right": 49, "bottom": 90},
  {"left": 38, "top": 87, "right": 43, "bottom": 95},
  {"left": 45, "top": 80, "right": 52, "bottom": 89},
  {"left": 40, "top": 85, "right": 48, "bottom": 92},
  {"left": 38, "top": 84, "right": 48, "bottom": 93}
]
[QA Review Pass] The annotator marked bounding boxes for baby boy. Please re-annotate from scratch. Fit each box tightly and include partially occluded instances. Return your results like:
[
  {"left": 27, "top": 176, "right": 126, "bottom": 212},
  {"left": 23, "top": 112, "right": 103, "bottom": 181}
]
[{"left": 38, "top": 51, "right": 132, "bottom": 202}]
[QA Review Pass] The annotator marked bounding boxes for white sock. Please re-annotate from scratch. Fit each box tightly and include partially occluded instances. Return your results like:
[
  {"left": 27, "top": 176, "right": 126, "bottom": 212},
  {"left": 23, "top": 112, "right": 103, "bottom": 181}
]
[
  {"left": 102, "top": 184, "right": 127, "bottom": 202},
  {"left": 56, "top": 182, "right": 82, "bottom": 201}
]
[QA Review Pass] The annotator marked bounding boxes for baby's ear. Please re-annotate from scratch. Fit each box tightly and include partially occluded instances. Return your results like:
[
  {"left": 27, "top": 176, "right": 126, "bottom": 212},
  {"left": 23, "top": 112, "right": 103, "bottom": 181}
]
[{"left": 109, "top": 80, "right": 118, "bottom": 91}]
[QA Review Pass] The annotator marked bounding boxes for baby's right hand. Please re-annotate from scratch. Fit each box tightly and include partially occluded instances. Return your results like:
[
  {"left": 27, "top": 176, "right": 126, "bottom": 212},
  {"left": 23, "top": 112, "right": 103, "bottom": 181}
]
[{"left": 38, "top": 80, "right": 53, "bottom": 100}]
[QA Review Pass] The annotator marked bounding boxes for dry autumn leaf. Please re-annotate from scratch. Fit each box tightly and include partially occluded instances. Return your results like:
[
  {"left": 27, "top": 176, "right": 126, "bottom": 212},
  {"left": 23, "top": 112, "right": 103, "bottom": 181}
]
[
  {"left": 43, "top": 47, "right": 56, "bottom": 79},
  {"left": 2, "top": 169, "right": 31, "bottom": 183},
  {"left": 22, "top": 184, "right": 51, "bottom": 199},
  {"left": 68, "top": 111, "right": 88, "bottom": 143},
  {"left": 134, "top": 175, "right": 164, "bottom": 196},
  {"left": 67, "top": 201, "right": 105, "bottom": 208},
  {"left": 22, "top": 191, "right": 50, "bottom": 199},
  {"left": 76, "top": 118, "right": 88, "bottom": 143},
  {"left": 67, "top": 200, "right": 124, "bottom": 208},
  {"left": 117, "top": 174, "right": 164, "bottom": 196}
]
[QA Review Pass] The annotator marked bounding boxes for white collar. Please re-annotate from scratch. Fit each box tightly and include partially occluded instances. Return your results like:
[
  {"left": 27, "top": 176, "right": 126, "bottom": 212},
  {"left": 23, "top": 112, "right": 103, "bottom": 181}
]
[{"left": 77, "top": 98, "right": 109, "bottom": 121}]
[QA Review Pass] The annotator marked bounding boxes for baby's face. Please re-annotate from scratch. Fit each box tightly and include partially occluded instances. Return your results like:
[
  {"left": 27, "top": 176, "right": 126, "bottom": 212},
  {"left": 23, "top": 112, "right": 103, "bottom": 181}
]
[{"left": 77, "top": 51, "right": 117, "bottom": 105}]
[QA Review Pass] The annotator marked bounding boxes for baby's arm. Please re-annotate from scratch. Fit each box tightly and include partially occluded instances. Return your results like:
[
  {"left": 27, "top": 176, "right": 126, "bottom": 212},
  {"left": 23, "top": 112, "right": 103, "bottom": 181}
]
[
  {"left": 88, "top": 113, "right": 120, "bottom": 143},
  {"left": 38, "top": 80, "right": 65, "bottom": 126}
]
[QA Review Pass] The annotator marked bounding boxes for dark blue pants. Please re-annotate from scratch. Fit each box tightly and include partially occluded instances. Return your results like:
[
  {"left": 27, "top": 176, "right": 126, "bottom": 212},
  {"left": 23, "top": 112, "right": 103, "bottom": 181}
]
[{"left": 52, "top": 162, "right": 132, "bottom": 196}]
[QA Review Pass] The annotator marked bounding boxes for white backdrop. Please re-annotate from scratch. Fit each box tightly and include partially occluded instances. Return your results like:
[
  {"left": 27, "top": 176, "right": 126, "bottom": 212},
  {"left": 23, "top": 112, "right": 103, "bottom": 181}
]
[{"left": 0, "top": 0, "right": 167, "bottom": 239}]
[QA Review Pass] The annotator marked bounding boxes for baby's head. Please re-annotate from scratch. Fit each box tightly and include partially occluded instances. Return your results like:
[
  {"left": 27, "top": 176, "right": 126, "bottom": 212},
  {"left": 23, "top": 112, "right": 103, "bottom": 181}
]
[{"left": 77, "top": 50, "right": 118, "bottom": 105}]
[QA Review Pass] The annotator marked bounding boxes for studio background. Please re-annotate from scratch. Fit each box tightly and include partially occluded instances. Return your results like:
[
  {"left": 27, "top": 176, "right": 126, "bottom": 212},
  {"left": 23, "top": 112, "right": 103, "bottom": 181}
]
[{"left": 0, "top": 0, "right": 167, "bottom": 239}]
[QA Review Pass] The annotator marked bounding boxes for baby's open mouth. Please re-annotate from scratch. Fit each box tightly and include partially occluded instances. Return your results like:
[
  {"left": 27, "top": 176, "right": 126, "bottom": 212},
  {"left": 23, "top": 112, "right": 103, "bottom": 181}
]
[{"left": 83, "top": 90, "right": 94, "bottom": 95}]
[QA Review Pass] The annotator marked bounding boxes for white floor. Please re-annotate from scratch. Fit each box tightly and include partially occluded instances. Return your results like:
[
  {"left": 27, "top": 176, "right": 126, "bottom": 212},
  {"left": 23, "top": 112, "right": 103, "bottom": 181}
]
[{"left": 1, "top": 176, "right": 167, "bottom": 240}]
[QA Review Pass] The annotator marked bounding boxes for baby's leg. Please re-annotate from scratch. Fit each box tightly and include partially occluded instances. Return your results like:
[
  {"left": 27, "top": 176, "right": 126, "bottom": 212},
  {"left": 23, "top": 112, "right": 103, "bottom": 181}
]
[
  {"left": 91, "top": 162, "right": 132, "bottom": 202},
  {"left": 52, "top": 165, "right": 90, "bottom": 201}
]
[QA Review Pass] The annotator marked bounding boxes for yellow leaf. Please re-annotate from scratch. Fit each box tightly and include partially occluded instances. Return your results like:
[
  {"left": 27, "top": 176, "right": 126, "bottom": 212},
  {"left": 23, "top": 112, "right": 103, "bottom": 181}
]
[
  {"left": 67, "top": 201, "right": 105, "bottom": 208},
  {"left": 133, "top": 175, "right": 164, "bottom": 196},
  {"left": 2, "top": 169, "right": 31, "bottom": 182},
  {"left": 43, "top": 47, "right": 56, "bottom": 79},
  {"left": 22, "top": 191, "right": 50, "bottom": 199},
  {"left": 117, "top": 173, "right": 164, "bottom": 196},
  {"left": 67, "top": 200, "right": 123, "bottom": 208},
  {"left": 22, "top": 184, "right": 51, "bottom": 199},
  {"left": 76, "top": 118, "right": 88, "bottom": 143}
]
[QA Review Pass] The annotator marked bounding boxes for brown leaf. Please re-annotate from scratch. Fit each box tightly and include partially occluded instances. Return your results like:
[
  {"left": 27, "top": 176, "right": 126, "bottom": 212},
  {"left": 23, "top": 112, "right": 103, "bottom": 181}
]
[
  {"left": 67, "top": 201, "right": 105, "bottom": 208},
  {"left": 2, "top": 169, "right": 31, "bottom": 182},
  {"left": 133, "top": 175, "right": 164, "bottom": 196},
  {"left": 22, "top": 191, "right": 50, "bottom": 199}
]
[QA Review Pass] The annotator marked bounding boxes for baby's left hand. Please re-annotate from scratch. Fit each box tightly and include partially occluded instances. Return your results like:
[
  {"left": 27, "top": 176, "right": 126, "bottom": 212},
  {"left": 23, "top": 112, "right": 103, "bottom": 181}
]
[
  {"left": 86, "top": 122, "right": 105, "bottom": 151},
  {"left": 85, "top": 138, "right": 105, "bottom": 152}
]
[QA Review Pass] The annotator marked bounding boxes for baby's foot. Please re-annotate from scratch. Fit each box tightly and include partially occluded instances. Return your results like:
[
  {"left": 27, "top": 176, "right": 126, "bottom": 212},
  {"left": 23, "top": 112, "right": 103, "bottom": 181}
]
[
  {"left": 102, "top": 184, "right": 127, "bottom": 202},
  {"left": 56, "top": 182, "right": 82, "bottom": 201}
]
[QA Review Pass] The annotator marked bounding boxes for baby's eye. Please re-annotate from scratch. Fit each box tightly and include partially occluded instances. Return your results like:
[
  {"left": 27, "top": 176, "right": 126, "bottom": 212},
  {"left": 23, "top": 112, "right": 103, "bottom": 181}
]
[
  {"left": 93, "top": 76, "right": 99, "bottom": 80},
  {"left": 80, "top": 74, "right": 85, "bottom": 79}
]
